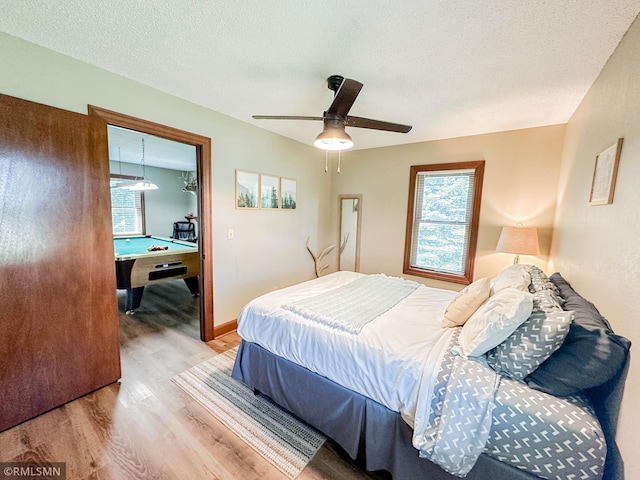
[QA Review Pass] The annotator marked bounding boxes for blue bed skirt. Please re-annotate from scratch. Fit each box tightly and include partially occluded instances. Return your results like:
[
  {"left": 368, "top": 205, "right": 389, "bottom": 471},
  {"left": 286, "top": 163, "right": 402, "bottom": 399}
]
[{"left": 231, "top": 340, "right": 541, "bottom": 480}]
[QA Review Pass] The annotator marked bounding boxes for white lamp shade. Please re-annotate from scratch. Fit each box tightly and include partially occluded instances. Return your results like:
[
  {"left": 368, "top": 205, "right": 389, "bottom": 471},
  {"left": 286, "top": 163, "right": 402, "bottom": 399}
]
[{"left": 496, "top": 226, "right": 540, "bottom": 255}]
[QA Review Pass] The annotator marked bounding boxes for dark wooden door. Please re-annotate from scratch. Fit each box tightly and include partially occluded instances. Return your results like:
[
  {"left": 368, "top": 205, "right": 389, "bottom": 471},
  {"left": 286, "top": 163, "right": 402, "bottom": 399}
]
[{"left": 0, "top": 94, "right": 121, "bottom": 431}]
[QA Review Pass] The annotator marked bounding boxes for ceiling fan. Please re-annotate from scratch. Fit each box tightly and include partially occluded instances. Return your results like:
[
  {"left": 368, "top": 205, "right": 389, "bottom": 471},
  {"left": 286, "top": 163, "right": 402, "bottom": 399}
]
[{"left": 252, "top": 75, "right": 412, "bottom": 151}]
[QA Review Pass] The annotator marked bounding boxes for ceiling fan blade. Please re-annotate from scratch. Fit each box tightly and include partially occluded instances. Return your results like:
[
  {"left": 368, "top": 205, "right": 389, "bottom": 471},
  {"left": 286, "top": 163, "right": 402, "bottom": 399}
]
[
  {"left": 252, "top": 115, "right": 323, "bottom": 121},
  {"left": 345, "top": 116, "right": 412, "bottom": 133},
  {"left": 326, "top": 78, "right": 363, "bottom": 118}
]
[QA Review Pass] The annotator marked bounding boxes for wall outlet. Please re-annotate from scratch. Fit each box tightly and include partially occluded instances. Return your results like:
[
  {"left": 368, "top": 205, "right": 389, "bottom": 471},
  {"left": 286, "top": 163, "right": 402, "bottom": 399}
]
[{"left": 227, "top": 229, "right": 234, "bottom": 240}]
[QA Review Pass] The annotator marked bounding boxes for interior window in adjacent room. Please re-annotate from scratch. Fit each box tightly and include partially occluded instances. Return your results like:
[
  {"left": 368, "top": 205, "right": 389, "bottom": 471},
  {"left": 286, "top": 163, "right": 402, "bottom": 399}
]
[
  {"left": 110, "top": 175, "right": 145, "bottom": 236},
  {"left": 403, "top": 161, "right": 484, "bottom": 284}
]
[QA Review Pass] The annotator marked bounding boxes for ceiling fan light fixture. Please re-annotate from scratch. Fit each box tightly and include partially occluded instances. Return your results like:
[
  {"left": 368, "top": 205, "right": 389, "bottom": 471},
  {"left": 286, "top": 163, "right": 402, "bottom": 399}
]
[{"left": 314, "top": 126, "right": 353, "bottom": 151}]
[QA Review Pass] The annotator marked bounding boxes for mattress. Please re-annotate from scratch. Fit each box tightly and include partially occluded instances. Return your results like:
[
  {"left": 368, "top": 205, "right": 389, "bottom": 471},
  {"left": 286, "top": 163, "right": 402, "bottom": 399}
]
[{"left": 237, "top": 270, "right": 456, "bottom": 425}]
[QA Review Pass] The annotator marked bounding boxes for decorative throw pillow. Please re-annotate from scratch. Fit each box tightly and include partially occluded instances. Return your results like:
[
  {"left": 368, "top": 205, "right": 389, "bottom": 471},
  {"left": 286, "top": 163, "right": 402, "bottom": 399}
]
[
  {"left": 457, "top": 287, "right": 533, "bottom": 357},
  {"left": 524, "top": 273, "right": 631, "bottom": 396},
  {"left": 490, "top": 264, "right": 531, "bottom": 294},
  {"left": 487, "top": 309, "right": 574, "bottom": 380},
  {"left": 442, "top": 277, "right": 491, "bottom": 328}
]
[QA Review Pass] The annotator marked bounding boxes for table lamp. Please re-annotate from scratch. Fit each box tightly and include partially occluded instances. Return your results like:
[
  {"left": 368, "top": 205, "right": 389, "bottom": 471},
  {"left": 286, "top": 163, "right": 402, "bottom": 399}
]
[{"left": 496, "top": 224, "right": 540, "bottom": 264}]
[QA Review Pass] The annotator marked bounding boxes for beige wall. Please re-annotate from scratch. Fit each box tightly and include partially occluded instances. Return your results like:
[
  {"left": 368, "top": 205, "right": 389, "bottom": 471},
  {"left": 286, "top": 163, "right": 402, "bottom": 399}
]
[
  {"left": 551, "top": 14, "right": 640, "bottom": 476},
  {"left": 0, "top": 32, "right": 332, "bottom": 325},
  {"left": 330, "top": 125, "right": 566, "bottom": 290}
]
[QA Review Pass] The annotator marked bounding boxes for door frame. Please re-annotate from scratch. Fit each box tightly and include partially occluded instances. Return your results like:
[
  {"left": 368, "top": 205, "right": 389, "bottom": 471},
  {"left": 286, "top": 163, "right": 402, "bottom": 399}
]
[{"left": 89, "top": 106, "right": 215, "bottom": 341}]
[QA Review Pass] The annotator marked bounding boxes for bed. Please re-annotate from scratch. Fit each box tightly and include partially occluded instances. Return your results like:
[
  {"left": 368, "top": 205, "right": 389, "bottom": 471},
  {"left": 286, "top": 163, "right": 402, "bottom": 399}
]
[{"left": 231, "top": 266, "right": 630, "bottom": 480}]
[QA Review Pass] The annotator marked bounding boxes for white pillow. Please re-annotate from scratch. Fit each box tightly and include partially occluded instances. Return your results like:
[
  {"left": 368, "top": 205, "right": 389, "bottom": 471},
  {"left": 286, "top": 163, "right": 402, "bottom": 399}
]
[
  {"left": 457, "top": 287, "right": 533, "bottom": 357},
  {"left": 490, "top": 264, "right": 531, "bottom": 294},
  {"left": 442, "top": 278, "right": 490, "bottom": 328}
]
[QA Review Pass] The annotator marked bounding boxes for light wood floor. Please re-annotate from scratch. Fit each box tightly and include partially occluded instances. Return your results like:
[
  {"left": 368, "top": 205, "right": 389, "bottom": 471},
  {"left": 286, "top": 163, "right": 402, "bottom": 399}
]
[{"left": 0, "top": 281, "right": 387, "bottom": 479}]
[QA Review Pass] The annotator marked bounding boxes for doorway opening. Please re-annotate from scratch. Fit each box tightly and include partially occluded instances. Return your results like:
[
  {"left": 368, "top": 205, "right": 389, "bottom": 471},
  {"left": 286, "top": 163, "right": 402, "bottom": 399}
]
[{"left": 89, "top": 106, "right": 215, "bottom": 341}]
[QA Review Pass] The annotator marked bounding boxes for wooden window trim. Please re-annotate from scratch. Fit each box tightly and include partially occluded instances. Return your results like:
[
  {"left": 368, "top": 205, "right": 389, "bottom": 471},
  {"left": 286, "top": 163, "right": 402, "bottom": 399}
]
[{"left": 403, "top": 160, "right": 485, "bottom": 285}]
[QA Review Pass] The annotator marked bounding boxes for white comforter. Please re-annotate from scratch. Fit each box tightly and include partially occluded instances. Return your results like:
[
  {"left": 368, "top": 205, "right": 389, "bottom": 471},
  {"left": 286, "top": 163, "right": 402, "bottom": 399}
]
[{"left": 236, "top": 271, "right": 457, "bottom": 427}]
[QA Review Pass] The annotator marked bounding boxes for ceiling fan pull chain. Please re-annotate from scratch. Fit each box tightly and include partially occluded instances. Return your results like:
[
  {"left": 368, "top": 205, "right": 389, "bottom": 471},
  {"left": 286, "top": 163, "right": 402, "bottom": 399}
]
[
  {"left": 337, "top": 150, "right": 341, "bottom": 174},
  {"left": 325, "top": 150, "right": 328, "bottom": 173}
]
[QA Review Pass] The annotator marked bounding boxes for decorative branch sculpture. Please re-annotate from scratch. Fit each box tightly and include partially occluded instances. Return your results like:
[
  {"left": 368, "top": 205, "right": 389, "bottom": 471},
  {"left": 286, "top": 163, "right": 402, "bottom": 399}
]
[{"left": 306, "top": 237, "right": 336, "bottom": 277}]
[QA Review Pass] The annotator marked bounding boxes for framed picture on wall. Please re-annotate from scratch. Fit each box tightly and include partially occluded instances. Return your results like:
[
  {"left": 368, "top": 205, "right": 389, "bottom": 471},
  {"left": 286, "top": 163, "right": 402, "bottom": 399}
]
[
  {"left": 236, "top": 170, "right": 259, "bottom": 209},
  {"left": 589, "top": 138, "right": 623, "bottom": 206},
  {"left": 260, "top": 174, "right": 280, "bottom": 209},
  {"left": 281, "top": 177, "right": 297, "bottom": 210}
]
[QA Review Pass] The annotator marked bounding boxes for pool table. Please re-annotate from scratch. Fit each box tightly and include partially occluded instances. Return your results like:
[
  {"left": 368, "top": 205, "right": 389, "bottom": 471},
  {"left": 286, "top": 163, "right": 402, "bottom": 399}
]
[{"left": 114, "top": 235, "right": 200, "bottom": 314}]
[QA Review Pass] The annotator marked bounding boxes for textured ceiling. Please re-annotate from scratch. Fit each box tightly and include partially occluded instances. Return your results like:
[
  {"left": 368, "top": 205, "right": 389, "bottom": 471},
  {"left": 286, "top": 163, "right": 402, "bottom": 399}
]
[{"left": 1, "top": 1, "right": 639, "bottom": 151}]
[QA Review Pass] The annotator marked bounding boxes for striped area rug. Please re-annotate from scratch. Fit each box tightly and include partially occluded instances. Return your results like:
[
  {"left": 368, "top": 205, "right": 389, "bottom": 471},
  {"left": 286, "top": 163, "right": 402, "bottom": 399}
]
[{"left": 172, "top": 347, "right": 326, "bottom": 479}]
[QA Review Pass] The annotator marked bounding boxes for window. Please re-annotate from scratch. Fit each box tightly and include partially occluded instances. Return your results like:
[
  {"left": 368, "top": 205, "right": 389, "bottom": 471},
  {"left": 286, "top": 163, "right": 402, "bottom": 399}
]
[
  {"left": 403, "top": 161, "right": 485, "bottom": 284},
  {"left": 110, "top": 175, "right": 145, "bottom": 236}
]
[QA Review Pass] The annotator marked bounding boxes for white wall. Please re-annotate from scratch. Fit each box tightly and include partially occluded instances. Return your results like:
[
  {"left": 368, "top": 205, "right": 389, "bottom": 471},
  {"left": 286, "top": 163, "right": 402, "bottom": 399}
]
[
  {"left": 0, "top": 32, "right": 332, "bottom": 325},
  {"left": 330, "top": 125, "right": 566, "bottom": 290},
  {"left": 551, "top": 14, "right": 640, "bottom": 477}
]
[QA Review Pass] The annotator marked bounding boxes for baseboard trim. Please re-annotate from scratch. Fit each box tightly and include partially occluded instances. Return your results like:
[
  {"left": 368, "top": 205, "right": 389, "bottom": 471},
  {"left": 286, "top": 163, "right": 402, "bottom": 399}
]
[{"left": 214, "top": 319, "right": 237, "bottom": 338}]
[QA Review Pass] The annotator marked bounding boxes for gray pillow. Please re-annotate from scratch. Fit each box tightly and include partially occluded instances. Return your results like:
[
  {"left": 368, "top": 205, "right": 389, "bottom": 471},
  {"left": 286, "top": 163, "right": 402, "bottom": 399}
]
[{"left": 487, "top": 300, "right": 574, "bottom": 380}]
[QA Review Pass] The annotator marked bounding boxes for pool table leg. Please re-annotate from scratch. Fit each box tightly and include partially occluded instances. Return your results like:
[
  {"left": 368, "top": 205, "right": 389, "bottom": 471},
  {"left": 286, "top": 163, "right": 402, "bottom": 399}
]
[
  {"left": 183, "top": 276, "right": 200, "bottom": 297},
  {"left": 125, "top": 287, "right": 145, "bottom": 314}
]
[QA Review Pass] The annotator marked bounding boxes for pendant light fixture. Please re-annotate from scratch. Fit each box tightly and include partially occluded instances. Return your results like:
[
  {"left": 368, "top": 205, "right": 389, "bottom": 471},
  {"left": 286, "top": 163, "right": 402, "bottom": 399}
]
[{"left": 118, "top": 138, "right": 158, "bottom": 191}]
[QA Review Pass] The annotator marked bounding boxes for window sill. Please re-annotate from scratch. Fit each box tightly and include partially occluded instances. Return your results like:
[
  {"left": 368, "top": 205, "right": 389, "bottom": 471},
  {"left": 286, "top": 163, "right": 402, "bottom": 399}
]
[{"left": 403, "top": 266, "right": 471, "bottom": 285}]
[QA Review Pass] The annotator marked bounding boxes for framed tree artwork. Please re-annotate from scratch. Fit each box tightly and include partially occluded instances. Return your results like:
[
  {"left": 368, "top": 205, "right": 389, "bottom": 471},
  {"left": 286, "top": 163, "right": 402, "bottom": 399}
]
[
  {"left": 260, "top": 174, "right": 280, "bottom": 209},
  {"left": 236, "top": 170, "right": 259, "bottom": 209},
  {"left": 589, "top": 138, "right": 623, "bottom": 206},
  {"left": 281, "top": 177, "right": 297, "bottom": 210}
]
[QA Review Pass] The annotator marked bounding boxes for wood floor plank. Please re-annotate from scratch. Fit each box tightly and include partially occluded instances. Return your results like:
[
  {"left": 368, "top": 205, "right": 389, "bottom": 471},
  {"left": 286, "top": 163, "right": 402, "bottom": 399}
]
[
  {"left": 174, "top": 399, "right": 283, "bottom": 480},
  {"left": 0, "top": 281, "right": 386, "bottom": 479}
]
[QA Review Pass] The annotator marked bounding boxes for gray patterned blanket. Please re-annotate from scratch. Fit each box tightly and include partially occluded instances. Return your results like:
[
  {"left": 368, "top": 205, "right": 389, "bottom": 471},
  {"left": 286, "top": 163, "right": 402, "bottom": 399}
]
[
  {"left": 413, "top": 329, "right": 501, "bottom": 476},
  {"left": 413, "top": 329, "right": 606, "bottom": 479}
]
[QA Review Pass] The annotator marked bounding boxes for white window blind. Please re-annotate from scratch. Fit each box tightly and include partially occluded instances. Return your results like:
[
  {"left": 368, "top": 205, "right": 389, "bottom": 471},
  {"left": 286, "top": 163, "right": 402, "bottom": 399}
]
[
  {"left": 410, "top": 169, "right": 475, "bottom": 276},
  {"left": 110, "top": 177, "right": 144, "bottom": 235}
]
